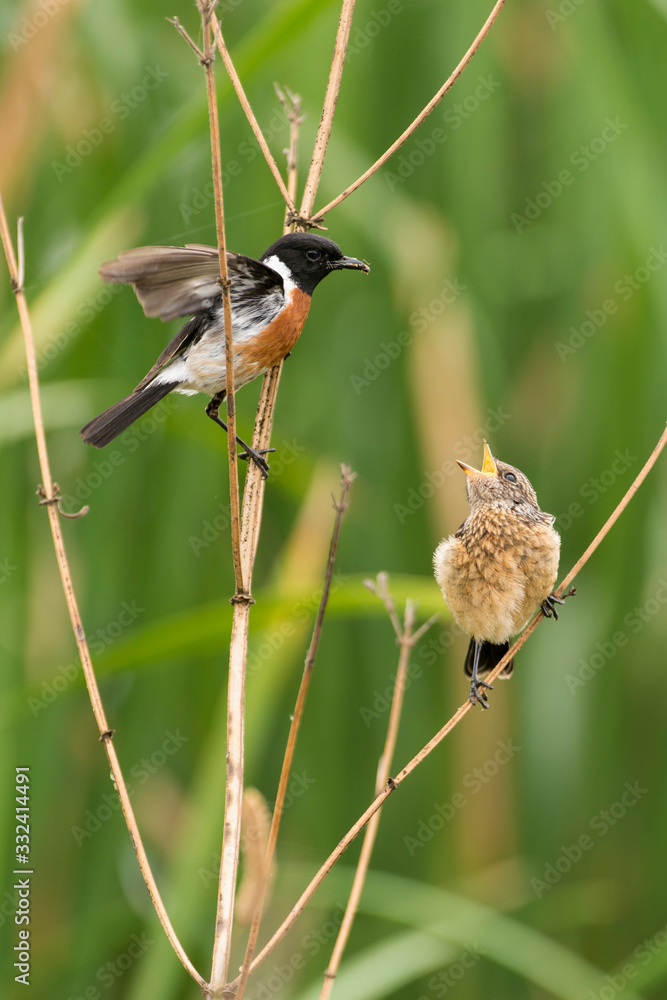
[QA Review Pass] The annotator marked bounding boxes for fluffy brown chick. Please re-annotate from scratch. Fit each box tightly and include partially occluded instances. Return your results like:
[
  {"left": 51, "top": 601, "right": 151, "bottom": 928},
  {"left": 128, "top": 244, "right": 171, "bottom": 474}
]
[{"left": 434, "top": 441, "right": 569, "bottom": 708}]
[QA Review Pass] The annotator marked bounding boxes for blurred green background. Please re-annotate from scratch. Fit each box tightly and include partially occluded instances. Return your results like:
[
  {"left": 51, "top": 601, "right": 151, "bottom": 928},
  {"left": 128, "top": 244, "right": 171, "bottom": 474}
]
[{"left": 2, "top": 0, "right": 667, "bottom": 997}]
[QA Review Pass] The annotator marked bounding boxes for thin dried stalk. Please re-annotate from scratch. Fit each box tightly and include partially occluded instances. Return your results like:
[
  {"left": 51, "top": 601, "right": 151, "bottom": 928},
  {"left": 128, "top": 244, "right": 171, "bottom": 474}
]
[
  {"left": 236, "top": 789, "right": 273, "bottom": 925},
  {"left": 230, "top": 86, "right": 304, "bottom": 599},
  {"left": 184, "top": 2, "right": 248, "bottom": 989},
  {"left": 558, "top": 427, "right": 667, "bottom": 590},
  {"left": 234, "top": 467, "right": 356, "bottom": 1000},
  {"left": 185, "top": 28, "right": 308, "bottom": 990},
  {"left": 170, "top": 9, "right": 245, "bottom": 587},
  {"left": 0, "top": 196, "right": 204, "bottom": 989},
  {"left": 211, "top": 15, "right": 296, "bottom": 213},
  {"left": 199, "top": 3, "right": 244, "bottom": 593},
  {"left": 299, "top": 0, "right": 357, "bottom": 223},
  {"left": 241, "top": 423, "right": 667, "bottom": 976},
  {"left": 320, "top": 580, "right": 438, "bottom": 1000},
  {"left": 210, "top": 604, "right": 250, "bottom": 992},
  {"left": 312, "top": 0, "right": 507, "bottom": 222},
  {"left": 230, "top": 106, "right": 306, "bottom": 995},
  {"left": 230, "top": 84, "right": 305, "bottom": 581},
  {"left": 275, "top": 84, "right": 304, "bottom": 227},
  {"left": 232, "top": 102, "right": 304, "bottom": 995}
]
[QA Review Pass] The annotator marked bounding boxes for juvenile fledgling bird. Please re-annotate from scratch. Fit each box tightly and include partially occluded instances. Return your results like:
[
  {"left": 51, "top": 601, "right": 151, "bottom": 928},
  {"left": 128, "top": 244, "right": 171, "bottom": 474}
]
[
  {"left": 80, "top": 233, "right": 369, "bottom": 474},
  {"left": 434, "top": 441, "right": 572, "bottom": 708}
]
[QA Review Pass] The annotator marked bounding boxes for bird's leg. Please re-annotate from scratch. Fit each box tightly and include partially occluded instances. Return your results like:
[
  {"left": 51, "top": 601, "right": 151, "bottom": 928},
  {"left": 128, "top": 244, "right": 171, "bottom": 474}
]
[
  {"left": 541, "top": 587, "right": 577, "bottom": 621},
  {"left": 205, "top": 392, "right": 276, "bottom": 479},
  {"left": 469, "top": 640, "right": 493, "bottom": 709}
]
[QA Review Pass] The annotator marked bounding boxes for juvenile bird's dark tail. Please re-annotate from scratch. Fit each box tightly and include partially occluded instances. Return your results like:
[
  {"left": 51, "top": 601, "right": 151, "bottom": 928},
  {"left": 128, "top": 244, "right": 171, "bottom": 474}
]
[
  {"left": 464, "top": 639, "right": 513, "bottom": 678},
  {"left": 81, "top": 380, "right": 178, "bottom": 448}
]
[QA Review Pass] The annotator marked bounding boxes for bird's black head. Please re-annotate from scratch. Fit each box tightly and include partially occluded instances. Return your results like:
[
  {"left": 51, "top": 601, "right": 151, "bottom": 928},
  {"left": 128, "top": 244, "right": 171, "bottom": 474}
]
[{"left": 261, "top": 233, "right": 369, "bottom": 295}]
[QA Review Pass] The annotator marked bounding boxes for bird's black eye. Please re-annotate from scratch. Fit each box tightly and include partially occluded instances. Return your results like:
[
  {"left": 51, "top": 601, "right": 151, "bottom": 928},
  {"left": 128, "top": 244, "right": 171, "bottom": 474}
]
[
  {"left": 504, "top": 472, "right": 517, "bottom": 483},
  {"left": 306, "top": 249, "right": 320, "bottom": 261}
]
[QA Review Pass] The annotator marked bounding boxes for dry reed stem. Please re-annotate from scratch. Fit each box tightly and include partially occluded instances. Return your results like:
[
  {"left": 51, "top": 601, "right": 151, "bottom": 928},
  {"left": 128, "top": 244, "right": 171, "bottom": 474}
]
[
  {"left": 233, "top": 125, "right": 306, "bottom": 999},
  {"left": 211, "top": 15, "right": 296, "bottom": 213},
  {"left": 224, "top": 51, "right": 308, "bottom": 593},
  {"left": 180, "top": 2, "right": 248, "bottom": 989},
  {"left": 0, "top": 195, "right": 205, "bottom": 989},
  {"left": 236, "top": 790, "right": 273, "bottom": 924},
  {"left": 242, "top": 422, "right": 667, "bottom": 976},
  {"left": 234, "top": 466, "right": 357, "bottom": 1000},
  {"left": 233, "top": 88, "right": 306, "bottom": 590},
  {"left": 298, "top": 0, "right": 357, "bottom": 223},
  {"left": 204, "top": 365, "right": 286, "bottom": 993},
  {"left": 319, "top": 580, "right": 438, "bottom": 1000},
  {"left": 312, "top": 0, "right": 507, "bottom": 222},
  {"left": 169, "top": 11, "right": 250, "bottom": 990},
  {"left": 199, "top": 4, "right": 244, "bottom": 592},
  {"left": 275, "top": 84, "right": 304, "bottom": 221}
]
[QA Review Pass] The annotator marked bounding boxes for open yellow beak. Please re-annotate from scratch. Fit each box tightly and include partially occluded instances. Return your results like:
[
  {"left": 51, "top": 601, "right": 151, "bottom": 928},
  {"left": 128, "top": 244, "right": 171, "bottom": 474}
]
[{"left": 456, "top": 440, "right": 497, "bottom": 478}]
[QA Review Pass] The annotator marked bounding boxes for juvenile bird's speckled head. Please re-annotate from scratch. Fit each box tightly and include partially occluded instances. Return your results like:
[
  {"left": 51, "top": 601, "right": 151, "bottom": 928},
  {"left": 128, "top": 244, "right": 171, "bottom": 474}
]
[{"left": 458, "top": 441, "right": 544, "bottom": 518}]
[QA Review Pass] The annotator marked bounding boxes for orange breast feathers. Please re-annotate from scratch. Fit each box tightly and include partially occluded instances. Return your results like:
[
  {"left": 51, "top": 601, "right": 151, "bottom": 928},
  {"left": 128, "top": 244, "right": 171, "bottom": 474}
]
[{"left": 241, "top": 287, "right": 311, "bottom": 372}]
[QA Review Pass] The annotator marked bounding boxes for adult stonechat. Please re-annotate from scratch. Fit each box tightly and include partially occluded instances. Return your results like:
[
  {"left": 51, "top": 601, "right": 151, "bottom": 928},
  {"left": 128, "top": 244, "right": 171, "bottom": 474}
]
[{"left": 81, "top": 232, "right": 369, "bottom": 474}]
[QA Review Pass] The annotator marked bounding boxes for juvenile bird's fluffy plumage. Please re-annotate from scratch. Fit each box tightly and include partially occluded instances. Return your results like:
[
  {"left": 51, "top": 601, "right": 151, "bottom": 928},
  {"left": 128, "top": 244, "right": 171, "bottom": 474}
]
[{"left": 434, "top": 442, "right": 561, "bottom": 707}]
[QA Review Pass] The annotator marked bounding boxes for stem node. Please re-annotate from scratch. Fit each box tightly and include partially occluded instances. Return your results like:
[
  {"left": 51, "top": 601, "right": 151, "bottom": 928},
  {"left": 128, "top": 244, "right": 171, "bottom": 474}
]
[{"left": 230, "top": 590, "right": 255, "bottom": 606}]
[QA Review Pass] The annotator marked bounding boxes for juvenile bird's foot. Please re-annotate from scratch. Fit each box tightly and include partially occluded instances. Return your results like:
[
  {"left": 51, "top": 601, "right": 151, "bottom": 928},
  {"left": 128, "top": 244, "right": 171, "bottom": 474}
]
[
  {"left": 541, "top": 587, "right": 577, "bottom": 620},
  {"left": 469, "top": 676, "right": 493, "bottom": 709}
]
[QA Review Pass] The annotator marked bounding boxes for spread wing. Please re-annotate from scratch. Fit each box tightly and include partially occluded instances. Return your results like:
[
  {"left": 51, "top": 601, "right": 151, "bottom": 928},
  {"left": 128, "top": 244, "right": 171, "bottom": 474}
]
[{"left": 99, "top": 244, "right": 285, "bottom": 322}]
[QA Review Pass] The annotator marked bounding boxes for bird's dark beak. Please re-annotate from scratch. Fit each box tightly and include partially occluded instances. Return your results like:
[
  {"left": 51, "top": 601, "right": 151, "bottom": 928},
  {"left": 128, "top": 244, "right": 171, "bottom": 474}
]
[
  {"left": 331, "top": 256, "right": 370, "bottom": 273},
  {"left": 457, "top": 440, "right": 497, "bottom": 479}
]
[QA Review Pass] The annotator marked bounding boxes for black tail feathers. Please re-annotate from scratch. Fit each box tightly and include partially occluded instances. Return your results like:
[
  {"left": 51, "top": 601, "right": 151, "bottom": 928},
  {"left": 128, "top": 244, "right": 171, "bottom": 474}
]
[
  {"left": 464, "top": 638, "right": 513, "bottom": 678},
  {"left": 81, "top": 381, "right": 178, "bottom": 448}
]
